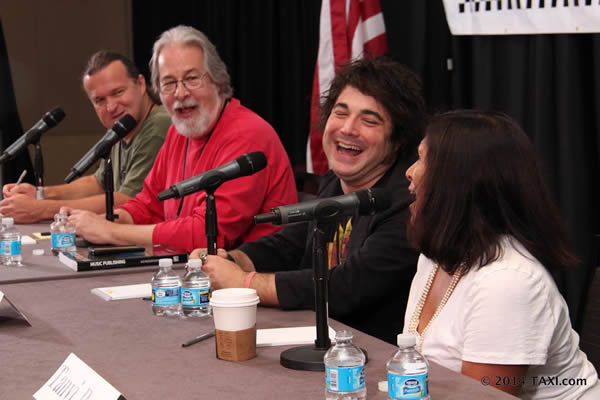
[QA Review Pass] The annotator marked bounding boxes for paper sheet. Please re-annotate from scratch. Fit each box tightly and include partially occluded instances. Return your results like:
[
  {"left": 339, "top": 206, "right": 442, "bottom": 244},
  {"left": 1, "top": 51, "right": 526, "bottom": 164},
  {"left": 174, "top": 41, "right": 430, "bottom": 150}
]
[
  {"left": 21, "top": 235, "right": 36, "bottom": 245},
  {"left": 257, "top": 326, "right": 336, "bottom": 347},
  {"left": 91, "top": 284, "right": 151, "bottom": 301},
  {"left": 34, "top": 353, "right": 122, "bottom": 399}
]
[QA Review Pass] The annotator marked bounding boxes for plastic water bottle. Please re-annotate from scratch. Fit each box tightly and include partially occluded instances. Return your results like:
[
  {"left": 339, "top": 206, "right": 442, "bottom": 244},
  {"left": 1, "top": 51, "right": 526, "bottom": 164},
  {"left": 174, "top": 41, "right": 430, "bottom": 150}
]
[
  {"left": 0, "top": 218, "right": 5, "bottom": 265},
  {"left": 0, "top": 217, "right": 22, "bottom": 266},
  {"left": 181, "top": 258, "right": 211, "bottom": 317},
  {"left": 151, "top": 258, "right": 182, "bottom": 317},
  {"left": 387, "top": 334, "right": 429, "bottom": 400},
  {"left": 324, "top": 330, "right": 367, "bottom": 400},
  {"left": 50, "top": 213, "right": 76, "bottom": 255}
]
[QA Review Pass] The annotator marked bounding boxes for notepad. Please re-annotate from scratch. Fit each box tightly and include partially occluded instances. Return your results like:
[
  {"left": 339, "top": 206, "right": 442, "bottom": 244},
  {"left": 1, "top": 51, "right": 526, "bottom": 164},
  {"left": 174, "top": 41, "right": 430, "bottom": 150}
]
[
  {"left": 256, "top": 326, "right": 336, "bottom": 347},
  {"left": 91, "top": 284, "right": 151, "bottom": 301}
]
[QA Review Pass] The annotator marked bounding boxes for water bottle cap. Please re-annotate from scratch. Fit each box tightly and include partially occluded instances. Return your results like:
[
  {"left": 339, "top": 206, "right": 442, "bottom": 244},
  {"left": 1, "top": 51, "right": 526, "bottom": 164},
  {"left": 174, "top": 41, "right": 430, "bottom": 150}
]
[
  {"left": 32, "top": 248, "right": 45, "bottom": 256},
  {"left": 56, "top": 212, "right": 68, "bottom": 219},
  {"left": 2, "top": 217, "right": 14, "bottom": 227},
  {"left": 334, "top": 329, "right": 353, "bottom": 341},
  {"left": 187, "top": 258, "right": 202, "bottom": 268},
  {"left": 397, "top": 333, "right": 417, "bottom": 348},
  {"left": 158, "top": 258, "right": 173, "bottom": 267}
]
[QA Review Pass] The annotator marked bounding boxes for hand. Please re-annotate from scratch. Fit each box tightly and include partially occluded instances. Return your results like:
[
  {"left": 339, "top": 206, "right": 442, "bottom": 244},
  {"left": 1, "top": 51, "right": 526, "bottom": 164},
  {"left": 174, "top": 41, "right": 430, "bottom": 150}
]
[
  {"left": 3, "top": 183, "right": 36, "bottom": 199},
  {"left": 59, "top": 206, "right": 73, "bottom": 215},
  {"left": 190, "top": 248, "right": 229, "bottom": 260},
  {"left": 67, "top": 209, "right": 115, "bottom": 244},
  {"left": 201, "top": 255, "right": 247, "bottom": 290},
  {"left": 0, "top": 194, "right": 43, "bottom": 223}
]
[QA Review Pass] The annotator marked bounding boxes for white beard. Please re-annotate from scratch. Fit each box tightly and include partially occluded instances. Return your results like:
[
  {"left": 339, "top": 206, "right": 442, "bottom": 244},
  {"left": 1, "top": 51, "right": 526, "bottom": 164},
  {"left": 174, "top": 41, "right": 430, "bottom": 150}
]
[{"left": 170, "top": 90, "right": 221, "bottom": 138}]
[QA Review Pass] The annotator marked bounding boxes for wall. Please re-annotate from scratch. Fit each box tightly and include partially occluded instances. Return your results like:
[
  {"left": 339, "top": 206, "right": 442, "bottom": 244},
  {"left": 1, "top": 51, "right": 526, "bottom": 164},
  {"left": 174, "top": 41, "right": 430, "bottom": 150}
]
[{"left": 0, "top": 0, "right": 132, "bottom": 185}]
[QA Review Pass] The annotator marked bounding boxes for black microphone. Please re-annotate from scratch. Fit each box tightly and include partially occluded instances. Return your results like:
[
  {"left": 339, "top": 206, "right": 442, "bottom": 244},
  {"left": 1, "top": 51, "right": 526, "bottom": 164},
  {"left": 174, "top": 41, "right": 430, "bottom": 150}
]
[
  {"left": 255, "top": 188, "right": 390, "bottom": 225},
  {"left": 0, "top": 107, "right": 65, "bottom": 164},
  {"left": 158, "top": 151, "right": 267, "bottom": 201},
  {"left": 64, "top": 114, "right": 136, "bottom": 183}
]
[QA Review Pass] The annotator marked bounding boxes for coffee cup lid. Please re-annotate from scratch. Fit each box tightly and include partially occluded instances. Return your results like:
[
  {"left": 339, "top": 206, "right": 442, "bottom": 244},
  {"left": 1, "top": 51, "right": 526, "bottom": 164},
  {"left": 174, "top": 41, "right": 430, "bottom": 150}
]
[{"left": 210, "top": 288, "right": 259, "bottom": 307}]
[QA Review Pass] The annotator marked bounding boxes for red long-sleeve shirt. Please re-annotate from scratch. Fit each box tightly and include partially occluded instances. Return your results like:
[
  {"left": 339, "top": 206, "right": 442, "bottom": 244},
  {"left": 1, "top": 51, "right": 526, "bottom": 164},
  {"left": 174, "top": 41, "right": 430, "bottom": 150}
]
[{"left": 118, "top": 98, "right": 297, "bottom": 252}]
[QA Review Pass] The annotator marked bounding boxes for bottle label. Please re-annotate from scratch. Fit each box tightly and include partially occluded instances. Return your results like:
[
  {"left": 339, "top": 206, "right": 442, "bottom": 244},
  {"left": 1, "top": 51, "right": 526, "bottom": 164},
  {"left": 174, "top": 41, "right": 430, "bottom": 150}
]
[
  {"left": 181, "top": 287, "right": 210, "bottom": 307},
  {"left": 388, "top": 372, "right": 428, "bottom": 399},
  {"left": 152, "top": 286, "right": 181, "bottom": 306},
  {"left": 51, "top": 232, "right": 75, "bottom": 249},
  {"left": 326, "top": 366, "right": 365, "bottom": 392},
  {"left": 0, "top": 240, "right": 21, "bottom": 256}
]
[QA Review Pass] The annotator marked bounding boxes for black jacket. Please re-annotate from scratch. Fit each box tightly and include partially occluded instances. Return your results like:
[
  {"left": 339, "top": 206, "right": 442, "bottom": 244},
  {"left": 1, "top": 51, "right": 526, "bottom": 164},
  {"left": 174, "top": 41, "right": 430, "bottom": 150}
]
[{"left": 239, "top": 156, "right": 418, "bottom": 344}]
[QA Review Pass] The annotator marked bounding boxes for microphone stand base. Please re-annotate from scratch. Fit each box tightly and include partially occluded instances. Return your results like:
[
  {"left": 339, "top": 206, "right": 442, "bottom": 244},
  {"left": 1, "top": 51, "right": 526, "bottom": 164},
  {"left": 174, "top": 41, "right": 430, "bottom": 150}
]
[
  {"left": 280, "top": 344, "right": 328, "bottom": 371},
  {"left": 280, "top": 344, "right": 369, "bottom": 372}
]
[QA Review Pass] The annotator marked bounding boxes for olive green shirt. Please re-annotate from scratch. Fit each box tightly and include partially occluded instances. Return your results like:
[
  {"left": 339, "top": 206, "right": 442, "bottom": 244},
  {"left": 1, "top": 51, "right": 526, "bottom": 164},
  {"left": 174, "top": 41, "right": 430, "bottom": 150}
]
[{"left": 95, "top": 105, "right": 170, "bottom": 197}]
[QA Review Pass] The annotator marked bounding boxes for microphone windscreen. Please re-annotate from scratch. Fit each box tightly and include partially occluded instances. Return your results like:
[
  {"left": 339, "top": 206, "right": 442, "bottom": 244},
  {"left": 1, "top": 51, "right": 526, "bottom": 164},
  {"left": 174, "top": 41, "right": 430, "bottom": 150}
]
[
  {"left": 157, "top": 188, "right": 172, "bottom": 201},
  {"left": 237, "top": 151, "right": 267, "bottom": 176},
  {"left": 113, "top": 114, "right": 137, "bottom": 138},
  {"left": 355, "top": 188, "right": 390, "bottom": 215},
  {"left": 44, "top": 107, "right": 66, "bottom": 128}
]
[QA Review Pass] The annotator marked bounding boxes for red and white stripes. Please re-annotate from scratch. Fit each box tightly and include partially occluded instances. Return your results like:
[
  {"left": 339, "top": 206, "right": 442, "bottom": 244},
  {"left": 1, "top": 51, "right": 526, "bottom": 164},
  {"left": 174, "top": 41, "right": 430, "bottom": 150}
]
[{"left": 307, "top": 0, "right": 388, "bottom": 174}]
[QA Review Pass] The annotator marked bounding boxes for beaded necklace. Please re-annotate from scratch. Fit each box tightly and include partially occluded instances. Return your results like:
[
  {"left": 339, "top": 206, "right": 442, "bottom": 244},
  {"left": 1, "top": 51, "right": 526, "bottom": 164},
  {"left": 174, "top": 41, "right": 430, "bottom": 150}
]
[{"left": 407, "top": 264, "right": 464, "bottom": 351}]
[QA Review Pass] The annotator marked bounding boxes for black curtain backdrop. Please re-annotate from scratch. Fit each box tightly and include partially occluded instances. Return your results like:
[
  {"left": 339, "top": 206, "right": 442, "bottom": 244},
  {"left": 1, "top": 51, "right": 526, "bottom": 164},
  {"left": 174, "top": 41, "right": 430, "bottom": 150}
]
[
  {"left": 0, "top": 19, "right": 35, "bottom": 188},
  {"left": 132, "top": 0, "right": 599, "bottom": 331}
]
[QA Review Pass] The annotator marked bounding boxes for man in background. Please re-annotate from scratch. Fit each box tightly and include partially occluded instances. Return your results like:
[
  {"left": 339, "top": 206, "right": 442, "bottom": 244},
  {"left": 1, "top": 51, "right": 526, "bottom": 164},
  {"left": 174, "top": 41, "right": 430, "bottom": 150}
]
[
  {"left": 64, "top": 26, "right": 296, "bottom": 252},
  {"left": 0, "top": 51, "right": 170, "bottom": 223}
]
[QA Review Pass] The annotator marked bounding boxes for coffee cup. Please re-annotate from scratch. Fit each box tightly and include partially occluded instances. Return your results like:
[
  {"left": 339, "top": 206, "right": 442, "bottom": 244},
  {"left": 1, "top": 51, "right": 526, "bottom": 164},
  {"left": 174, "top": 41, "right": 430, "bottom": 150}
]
[{"left": 209, "top": 288, "right": 260, "bottom": 361}]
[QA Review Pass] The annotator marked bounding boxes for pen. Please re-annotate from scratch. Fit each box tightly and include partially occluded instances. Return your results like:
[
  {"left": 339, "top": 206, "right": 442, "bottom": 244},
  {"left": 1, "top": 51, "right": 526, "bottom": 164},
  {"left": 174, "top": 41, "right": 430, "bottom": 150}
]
[
  {"left": 15, "top": 170, "right": 27, "bottom": 185},
  {"left": 181, "top": 330, "right": 216, "bottom": 348}
]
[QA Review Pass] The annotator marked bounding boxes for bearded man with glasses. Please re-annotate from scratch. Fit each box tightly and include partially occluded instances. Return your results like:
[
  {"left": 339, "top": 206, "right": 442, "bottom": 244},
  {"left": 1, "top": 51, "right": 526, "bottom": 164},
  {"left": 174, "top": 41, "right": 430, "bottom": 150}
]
[{"left": 63, "top": 25, "right": 297, "bottom": 252}]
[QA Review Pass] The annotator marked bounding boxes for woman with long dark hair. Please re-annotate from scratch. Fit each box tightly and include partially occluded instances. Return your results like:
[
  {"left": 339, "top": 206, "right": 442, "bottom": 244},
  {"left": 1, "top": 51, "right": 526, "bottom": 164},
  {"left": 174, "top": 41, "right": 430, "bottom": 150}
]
[{"left": 403, "top": 110, "right": 599, "bottom": 398}]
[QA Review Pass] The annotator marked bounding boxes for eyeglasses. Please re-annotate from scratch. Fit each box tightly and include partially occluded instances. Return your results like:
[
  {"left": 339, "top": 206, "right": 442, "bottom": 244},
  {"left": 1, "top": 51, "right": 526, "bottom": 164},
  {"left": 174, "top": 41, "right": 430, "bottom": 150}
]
[{"left": 159, "top": 72, "right": 208, "bottom": 95}]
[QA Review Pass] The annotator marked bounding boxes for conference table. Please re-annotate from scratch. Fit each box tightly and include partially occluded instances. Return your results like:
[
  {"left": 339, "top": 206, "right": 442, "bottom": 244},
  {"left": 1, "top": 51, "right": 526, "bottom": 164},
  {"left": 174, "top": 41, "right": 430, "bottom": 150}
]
[
  {"left": 0, "top": 224, "right": 186, "bottom": 285},
  {"left": 0, "top": 224, "right": 515, "bottom": 399}
]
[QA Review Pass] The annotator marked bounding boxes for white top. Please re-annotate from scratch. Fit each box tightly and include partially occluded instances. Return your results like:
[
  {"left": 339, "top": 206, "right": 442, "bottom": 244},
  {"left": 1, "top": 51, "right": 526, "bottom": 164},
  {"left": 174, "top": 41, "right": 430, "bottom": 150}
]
[{"left": 403, "top": 236, "right": 599, "bottom": 399}]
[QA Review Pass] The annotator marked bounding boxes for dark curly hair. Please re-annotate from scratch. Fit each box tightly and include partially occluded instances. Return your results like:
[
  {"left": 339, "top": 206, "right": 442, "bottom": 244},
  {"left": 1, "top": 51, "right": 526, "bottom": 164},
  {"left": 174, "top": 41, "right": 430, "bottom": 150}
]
[{"left": 319, "top": 57, "right": 426, "bottom": 160}]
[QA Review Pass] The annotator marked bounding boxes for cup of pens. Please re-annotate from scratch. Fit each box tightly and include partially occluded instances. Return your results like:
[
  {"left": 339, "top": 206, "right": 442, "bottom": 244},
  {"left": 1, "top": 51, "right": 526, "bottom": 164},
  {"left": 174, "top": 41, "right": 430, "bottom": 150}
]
[{"left": 209, "top": 288, "right": 259, "bottom": 361}]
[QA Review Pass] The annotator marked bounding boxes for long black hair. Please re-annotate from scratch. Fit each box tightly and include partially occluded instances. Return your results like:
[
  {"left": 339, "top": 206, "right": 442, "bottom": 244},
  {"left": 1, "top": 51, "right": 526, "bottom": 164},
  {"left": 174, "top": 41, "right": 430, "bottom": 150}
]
[{"left": 408, "top": 110, "right": 579, "bottom": 274}]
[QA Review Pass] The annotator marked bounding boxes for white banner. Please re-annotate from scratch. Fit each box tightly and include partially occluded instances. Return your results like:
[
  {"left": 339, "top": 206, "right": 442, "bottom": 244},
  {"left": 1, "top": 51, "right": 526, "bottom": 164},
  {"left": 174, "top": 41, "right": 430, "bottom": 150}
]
[{"left": 443, "top": 0, "right": 600, "bottom": 35}]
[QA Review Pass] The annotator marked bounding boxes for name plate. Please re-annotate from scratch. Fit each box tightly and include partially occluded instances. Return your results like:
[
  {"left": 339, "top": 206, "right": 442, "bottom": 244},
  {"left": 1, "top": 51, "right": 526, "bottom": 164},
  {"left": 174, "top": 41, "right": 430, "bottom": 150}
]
[
  {"left": 0, "top": 289, "right": 31, "bottom": 325},
  {"left": 34, "top": 353, "right": 125, "bottom": 400}
]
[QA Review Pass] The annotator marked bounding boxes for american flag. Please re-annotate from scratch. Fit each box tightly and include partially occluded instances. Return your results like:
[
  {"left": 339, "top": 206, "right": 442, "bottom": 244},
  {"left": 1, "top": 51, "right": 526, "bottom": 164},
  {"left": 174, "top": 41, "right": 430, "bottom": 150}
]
[{"left": 306, "top": 0, "right": 388, "bottom": 174}]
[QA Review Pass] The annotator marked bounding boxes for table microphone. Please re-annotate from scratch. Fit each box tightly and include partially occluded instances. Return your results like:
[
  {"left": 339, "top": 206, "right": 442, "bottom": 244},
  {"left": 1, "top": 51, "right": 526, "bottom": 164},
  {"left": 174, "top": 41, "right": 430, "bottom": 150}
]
[
  {"left": 255, "top": 188, "right": 390, "bottom": 225},
  {"left": 158, "top": 151, "right": 267, "bottom": 200},
  {"left": 0, "top": 107, "right": 65, "bottom": 164},
  {"left": 64, "top": 114, "right": 136, "bottom": 183}
]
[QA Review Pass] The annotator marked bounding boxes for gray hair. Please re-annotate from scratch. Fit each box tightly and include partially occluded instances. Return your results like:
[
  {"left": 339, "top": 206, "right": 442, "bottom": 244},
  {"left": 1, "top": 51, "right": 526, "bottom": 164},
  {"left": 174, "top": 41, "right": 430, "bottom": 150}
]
[{"left": 149, "top": 25, "right": 233, "bottom": 98}]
